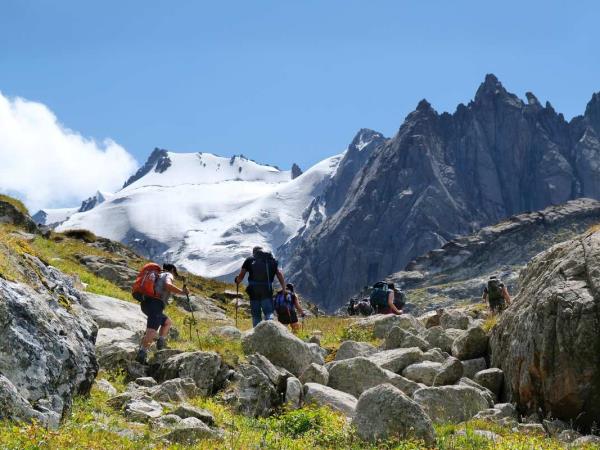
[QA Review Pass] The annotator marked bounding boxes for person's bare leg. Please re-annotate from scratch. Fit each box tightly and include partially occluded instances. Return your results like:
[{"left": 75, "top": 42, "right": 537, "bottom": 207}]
[
  {"left": 158, "top": 318, "right": 172, "bottom": 338},
  {"left": 290, "top": 322, "right": 301, "bottom": 334},
  {"left": 141, "top": 328, "right": 157, "bottom": 349}
]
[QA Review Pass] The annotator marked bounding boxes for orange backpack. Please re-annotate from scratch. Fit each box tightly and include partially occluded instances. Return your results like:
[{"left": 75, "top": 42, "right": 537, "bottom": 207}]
[{"left": 132, "top": 263, "right": 161, "bottom": 301}]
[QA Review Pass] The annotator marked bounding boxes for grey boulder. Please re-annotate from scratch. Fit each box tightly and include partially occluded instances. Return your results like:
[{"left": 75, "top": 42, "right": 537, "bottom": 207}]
[
  {"left": 300, "top": 363, "right": 329, "bottom": 386},
  {"left": 402, "top": 361, "right": 442, "bottom": 386},
  {"left": 227, "top": 364, "right": 279, "bottom": 418},
  {"left": 80, "top": 292, "right": 146, "bottom": 332},
  {"left": 413, "top": 385, "right": 491, "bottom": 423},
  {"left": 366, "top": 347, "right": 424, "bottom": 373},
  {"left": 384, "top": 326, "right": 431, "bottom": 351},
  {"left": 440, "top": 309, "right": 471, "bottom": 330},
  {"left": 352, "top": 384, "right": 436, "bottom": 446},
  {"left": 242, "top": 321, "right": 323, "bottom": 376},
  {"left": 303, "top": 383, "right": 357, "bottom": 418},
  {"left": 423, "top": 326, "right": 455, "bottom": 353},
  {"left": 155, "top": 351, "right": 224, "bottom": 396},
  {"left": 433, "top": 357, "right": 464, "bottom": 386},
  {"left": 474, "top": 368, "right": 504, "bottom": 398},
  {"left": 461, "top": 357, "right": 487, "bottom": 379},
  {"left": 451, "top": 326, "right": 489, "bottom": 360},
  {"left": 285, "top": 377, "right": 303, "bottom": 409},
  {"left": 334, "top": 340, "right": 377, "bottom": 361}
]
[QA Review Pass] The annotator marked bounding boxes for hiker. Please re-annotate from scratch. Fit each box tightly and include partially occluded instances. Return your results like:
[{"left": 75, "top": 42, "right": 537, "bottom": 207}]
[
  {"left": 274, "top": 283, "right": 306, "bottom": 333},
  {"left": 135, "top": 263, "right": 188, "bottom": 364},
  {"left": 235, "top": 246, "right": 286, "bottom": 327},
  {"left": 391, "top": 283, "right": 407, "bottom": 313},
  {"left": 369, "top": 281, "right": 403, "bottom": 315},
  {"left": 482, "top": 275, "right": 511, "bottom": 314}
]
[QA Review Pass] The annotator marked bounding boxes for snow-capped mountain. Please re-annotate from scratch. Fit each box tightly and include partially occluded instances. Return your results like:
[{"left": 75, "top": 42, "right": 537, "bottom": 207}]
[{"left": 50, "top": 149, "right": 344, "bottom": 279}]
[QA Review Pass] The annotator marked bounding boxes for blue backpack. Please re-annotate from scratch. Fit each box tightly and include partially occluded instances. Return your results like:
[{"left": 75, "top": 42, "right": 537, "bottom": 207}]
[{"left": 274, "top": 292, "right": 294, "bottom": 316}]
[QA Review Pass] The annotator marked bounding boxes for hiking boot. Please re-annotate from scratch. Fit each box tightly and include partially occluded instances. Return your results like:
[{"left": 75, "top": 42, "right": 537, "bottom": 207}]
[
  {"left": 156, "top": 337, "right": 167, "bottom": 350},
  {"left": 135, "top": 348, "right": 148, "bottom": 365}
]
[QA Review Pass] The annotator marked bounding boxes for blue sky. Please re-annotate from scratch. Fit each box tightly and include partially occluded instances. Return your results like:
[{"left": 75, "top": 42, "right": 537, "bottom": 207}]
[{"left": 1, "top": 0, "right": 599, "bottom": 172}]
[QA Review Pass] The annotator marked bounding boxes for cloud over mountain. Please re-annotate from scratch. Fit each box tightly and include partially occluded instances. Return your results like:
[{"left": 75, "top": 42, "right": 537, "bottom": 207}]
[{"left": 0, "top": 92, "right": 137, "bottom": 210}]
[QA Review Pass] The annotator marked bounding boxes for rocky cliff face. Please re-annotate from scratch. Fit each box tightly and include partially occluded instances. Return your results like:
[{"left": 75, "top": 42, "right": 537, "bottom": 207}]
[
  {"left": 387, "top": 198, "right": 600, "bottom": 314},
  {"left": 286, "top": 75, "right": 600, "bottom": 311}
]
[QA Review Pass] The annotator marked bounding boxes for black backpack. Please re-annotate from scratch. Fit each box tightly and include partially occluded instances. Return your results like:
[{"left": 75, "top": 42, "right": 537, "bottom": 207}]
[
  {"left": 487, "top": 278, "right": 503, "bottom": 303},
  {"left": 247, "top": 251, "right": 277, "bottom": 299},
  {"left": 369, "top": 281, "right": 389, "bottom": 309}
]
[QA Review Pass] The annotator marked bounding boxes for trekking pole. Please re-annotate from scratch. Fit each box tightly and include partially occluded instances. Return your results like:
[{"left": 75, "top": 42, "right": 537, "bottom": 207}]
[
  {"left": 182, "top": 278, "right": 201, "bottom": 348},
  {"left": 235, "top": 283, "right": 239, "bottom": 329}
]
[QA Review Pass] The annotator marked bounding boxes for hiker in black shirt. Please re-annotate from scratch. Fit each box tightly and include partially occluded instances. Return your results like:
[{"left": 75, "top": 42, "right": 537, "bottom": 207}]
[{"left": 235, "top": 246, "right": 286, "bottom": 327}]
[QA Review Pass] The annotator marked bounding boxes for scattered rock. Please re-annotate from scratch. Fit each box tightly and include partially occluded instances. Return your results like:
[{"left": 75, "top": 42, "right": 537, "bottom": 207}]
[
  {"left": 134, "top": 377, "right": 158, "bottom": 388},
  {"left": 440, "top": 310, "right": 471, "bottom": 330},
  {"left": 161, "top": 417, "right": 224, "bottom": 444},
  {"left": 210, "top": 325, "right": 242, "bottom": 340},
  {"left": 557, "top": 429, "right": 582, "bottom": 443},
  {"left": 334, "top": 340, "right": 376, "bottom": 361},
  {"left": 303, "top": 383, "right": 357, "bottom": 418},
  {"left": 329, "top": 357, "right": 394, "bottom": 398},
  {"left": 242, "top": 321, "right": 323, "bottom": 376},
  {"left": 77, "top": 255, "right": 138, "bottom": 291},
  {"left": 80, "top": 293, "right": 146, "bottom": 332},
  {"left": 171, "top": 404, "right": 215, "bottom": 425},
  {"left": 366, "top": 347, "right": 423, "bottom": 373},
  {"left": 352, "top": 314, "right": 424, "bottom": 339},
  {"left": 413, "top": 385, "right": 490, "bottom": 423},
  {"left": 96, "top": 327, "right": 140, "bottom": 369},
  {"left": 247, "top": 353, "right": 290, "bottom": 392},
  {"left": 123, "top": 397, "right": 163, "bottom": 422},
  {"left": 433, "top": 357, "right": 463, "bottom": 386},
  {"left": 461, "top": 357, "right": 487, "bottom": 379},
  {"left": 155, "top": 351, "right": 224, "bottom": 396},
  {"left": 458, "top": 378, "right": 495, "bottom": 407},
  {"left": 456, "top": 429, "right": 501, "bottom": 442},
  {"left": 299, "top": 363, "right": 329, "bottom": 385},
  {"left": 402, "top": 361, "right": 442, "bottom": 386},
  {"left": 516, "top": 423, "right": 546, "bottom": 434},
  {"left": 125, "top": 361, "right": 149, "bottom": 381},
  {"left": 422, "top": 348, "right": 448, "bottom": 363},
  {"left": 285, "top": 377, "right": 303, "bottom": 409},
  {"left": 148, "top": 378, "right": 198, "bottom": 402},
  {"left": 384, "top": 326, "right": 430, "bottom": 351},
  {"left": 95, "top": 379, "right": 118, "bottom": 396},
  {"left": 0, "top": 375, "right": 50, "bottom": 426},
  {"left": 451, "top": 326, "right": 489, "bottom": 360},
  {"left": 572, "top": 435, "right": 600, "bottom": 446},
  {"left": 423, "top": 326, "right": 455, "bottom": 353},
  {"left": 227, "top": 364, "right": 279, "bottom": 418},
  {"left": 353, "top": 384, "right": 436, "bottom": 445},
  {"left": 174, "top": 295, "right": 230, "bottom": 321},
  {"left": 419, "top": 310, "right": 442, "bottom": 328},
  {"left": 151, "top": 414, "right": 182, "bottom": 430},
  {"left": 474, "top": 368, "right": 503, "bottom": 398}
]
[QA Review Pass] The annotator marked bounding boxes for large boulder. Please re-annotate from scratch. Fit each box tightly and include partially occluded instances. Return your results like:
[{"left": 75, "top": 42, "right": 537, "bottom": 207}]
[
  {"left": 242, "top": 321, "right": 323, "bottom": 376},
  {"left": 440, "top": 309, "right": 471, "bottom": 330},
  {"left": 0, "top": 375, "right": 55, "bottom": 427},
  {"left": 227, "top": 364, "right": 280, "bottom": 418},
  {"left": 365, "top": 347, "right": 423, "bottom": 373},
  {"left": 423, "top": 326, "right": 455, "bottom": 353},
  {"left": 351, "top": 314, "right": 424, "bottom": 339},
  {"left": 95, "top": 327, "right": 141, "bottom": 369},
  {"left": 461, "top": 357, "right": 487, "bottom": 379},
  {"left": 80, "top": 293, "right": 147, "bottom": 332},
  {"left": 300, "top": 363, "right": 329, "bottom": 386},
  {"left": 451, "top": 326, "right": 489, "bottom": 360},
  {"left": 0, "top": 199, "right": 37, "bottom": 232},
  {"left": 402, "top": 361, "right": 442, "bottom": 386},
  {"left": 334, "top": 340, "right": 377, "bottom": 361},
  {"left": 0, "top": 275, "right": 97, "bottom": 422},
  {"left": 474, "top": 369, "right": 504, "bottom": 398},
  {"left": 490, "top": 231, "right": 600, "bottom": 428},
  {"left": 384, "top": 327, "right": 431, "bottom": 351},
  {"left": 155, "top": 351, "right": 224, "bottom": 396},
  {"left": 413, "top": 385, "right": 490, "bottom": 423},
  {"left": 352, "top": 384, "right": 436, "bottom": 446},
  {"left": 247, "top": 353, "right": 290, "bottom": 392},
  {"left": 76, "top": 255, "right": 138, "bottom": 291},
  {"left": 285, "top": 377, "right": 303, "bottom": 409},
  {"left": 303, "top": 383, "right": 357, "bottom": 417},
  {"left": 433, "top": 357, "right": 463, "bottom": 386},
  {"left": 174, "top": 294, "right": 230, "bottom": 322}
]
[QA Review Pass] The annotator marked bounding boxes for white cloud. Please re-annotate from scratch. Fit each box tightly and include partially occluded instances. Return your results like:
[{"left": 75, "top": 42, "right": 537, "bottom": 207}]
[{"left": 0, "top": 92, "right": 138, "bottom": 211}]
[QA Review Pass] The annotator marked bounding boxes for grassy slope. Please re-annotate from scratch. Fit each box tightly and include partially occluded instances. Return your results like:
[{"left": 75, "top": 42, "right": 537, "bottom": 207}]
[{"left": 0, "top": 217, "right": 596, "bottom": 449}]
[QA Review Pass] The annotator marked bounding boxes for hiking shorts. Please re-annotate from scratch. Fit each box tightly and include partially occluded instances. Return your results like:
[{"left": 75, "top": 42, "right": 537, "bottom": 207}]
[
  {"left": 277, "top": 308, "right": 298, "bottom": 325},
  {"left": 489, "top": 300, "right": 506, "bottom": 313},
  {"left": 140, "top": 297, "right": 168, "bottom": 330}
]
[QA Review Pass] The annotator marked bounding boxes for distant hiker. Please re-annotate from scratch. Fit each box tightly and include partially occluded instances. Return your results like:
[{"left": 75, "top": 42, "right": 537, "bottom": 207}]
[
  {"left": 235, "top": 246, "right": 286, "bottom": 327},
  {"left": 134, "top": 263, "right": 188, "bottom": 364},
  {"left": 274, "top": 283, "right": 306, "bottom": 333},
  {"left": 348, "top": 298, "right": 374, "bottom": 316},
  {"left": 369, "top": 281, "right": 403, "bottom": 315},
  {"left": 482, "top": 276, "right": 511, "bottom": 314}
]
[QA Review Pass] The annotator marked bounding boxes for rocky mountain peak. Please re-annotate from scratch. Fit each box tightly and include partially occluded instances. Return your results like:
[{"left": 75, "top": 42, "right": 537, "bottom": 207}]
[
  {"left": 585, "top": 91, "right": 600, "bottom": 133},
  {"left": 348, "top": 129, "right": 385, "bottom": 153},
  {"left": 472, "top": 73, "right": 516, "bottom": 105},
  {"left": 122, "top": 148, "right": 172, "bottom": 189},
  {"left": 291, "top": 163, "right": 303, "bottom": 179}
]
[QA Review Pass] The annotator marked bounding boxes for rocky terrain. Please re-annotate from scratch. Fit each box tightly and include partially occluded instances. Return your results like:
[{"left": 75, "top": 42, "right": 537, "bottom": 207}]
[
  {"left": 384, "top": 198, "right": 600, "bottom": 314},
  {"left": 2, "top": 195, "right": 600, "bottom": 449},
  {"left": 286, "top": 75, "right": 600, "bottom": 311}
]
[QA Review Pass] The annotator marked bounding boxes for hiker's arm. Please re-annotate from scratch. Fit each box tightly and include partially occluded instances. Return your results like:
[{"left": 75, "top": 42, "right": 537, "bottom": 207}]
[
  {"left": 166, "top": 281, "right": 188, "bottom": 295},
  {"left": 235, "top": 269, "right": 247, "bottom": 285},
  {"left": 502, "top": 287, "right": 512, "bottom": 304},
  {"left": 294, "top": 295, "right": 305, "bottom": 316},
  {"left": 276, "top": 269, "right": 286, "bottom": 294},
  {"left": 387, "top": 291, "right": 402, "bottom": 315}
]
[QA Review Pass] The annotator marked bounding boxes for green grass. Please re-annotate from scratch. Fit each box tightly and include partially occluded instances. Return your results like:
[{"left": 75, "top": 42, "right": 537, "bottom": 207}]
[{"left": 0, "top": 194, "right": 29, "bottom": 215}]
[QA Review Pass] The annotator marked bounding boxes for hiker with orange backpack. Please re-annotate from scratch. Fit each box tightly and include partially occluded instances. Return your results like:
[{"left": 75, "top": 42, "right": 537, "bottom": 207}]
[{"left": 133, "top": 263, "right": 188, "bottom": 364}]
